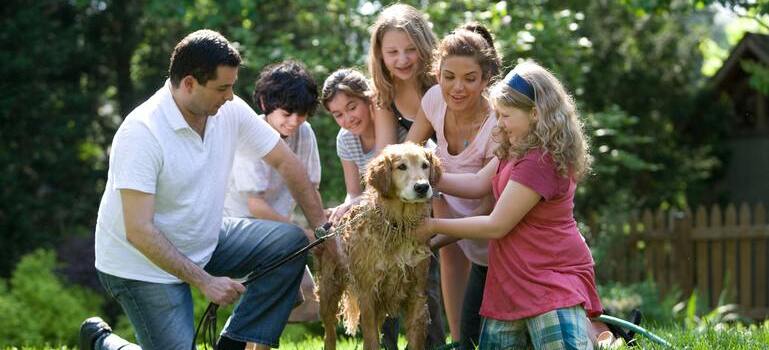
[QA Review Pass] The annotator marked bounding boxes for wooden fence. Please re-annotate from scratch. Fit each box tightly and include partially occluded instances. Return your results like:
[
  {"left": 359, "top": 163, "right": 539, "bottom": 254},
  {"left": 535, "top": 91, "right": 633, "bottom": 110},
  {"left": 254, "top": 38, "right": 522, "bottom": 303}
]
[{"left": 596, "top": 202, "right": 769, "bottom": 320}]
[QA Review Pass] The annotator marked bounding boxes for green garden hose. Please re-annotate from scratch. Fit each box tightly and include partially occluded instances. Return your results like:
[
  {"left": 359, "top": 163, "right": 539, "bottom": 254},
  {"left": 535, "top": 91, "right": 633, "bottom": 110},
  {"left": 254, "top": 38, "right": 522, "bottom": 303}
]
[{"left": 593, "top": 314, "right": 672, "bottom": 348}]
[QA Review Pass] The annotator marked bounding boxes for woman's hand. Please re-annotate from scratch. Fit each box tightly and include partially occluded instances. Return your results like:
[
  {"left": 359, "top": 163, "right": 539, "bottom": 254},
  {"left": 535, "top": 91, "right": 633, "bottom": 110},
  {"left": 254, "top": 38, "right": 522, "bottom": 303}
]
[
  {"left": 429, "top": 234, "right": 459, "bottom": 251},
  {"left": 412, "top": 217, "right": 435, "bottom": 243},
  {"left": 327, "top": 203, "right": 351, "bottom": 224}
]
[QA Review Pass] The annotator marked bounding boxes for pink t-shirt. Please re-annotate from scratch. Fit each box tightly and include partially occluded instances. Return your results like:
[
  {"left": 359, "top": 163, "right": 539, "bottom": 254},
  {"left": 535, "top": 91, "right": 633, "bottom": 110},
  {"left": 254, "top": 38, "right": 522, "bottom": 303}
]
[
  {"left": 422, "top": 85, "right": 496, "bottom": 265},
  {"left": 481, "top": 149, "right": 602, "bottom": 320}
]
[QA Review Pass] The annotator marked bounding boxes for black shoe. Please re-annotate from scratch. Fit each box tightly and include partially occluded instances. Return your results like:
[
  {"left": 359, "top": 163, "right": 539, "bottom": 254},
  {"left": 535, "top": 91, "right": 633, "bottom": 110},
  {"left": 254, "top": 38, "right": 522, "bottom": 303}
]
[
  {"left": 79, "top": 316, "right": 112, "bottom": 350},
  {"left": 603, "top": 308, "right": 643, "bottom": 347},
  {"left": 624, "top": 308, "right": 643, "bottom": 347}
]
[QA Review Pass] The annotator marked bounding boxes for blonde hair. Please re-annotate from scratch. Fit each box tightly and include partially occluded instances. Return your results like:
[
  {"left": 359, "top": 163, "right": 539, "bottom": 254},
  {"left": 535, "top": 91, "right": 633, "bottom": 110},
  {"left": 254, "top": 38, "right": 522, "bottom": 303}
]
[
  {"left": 490, "top": 61, "right": 592, "bottom": 181},
  {"left": 368, "top": 4, "right": 437, "bottom": 110}
]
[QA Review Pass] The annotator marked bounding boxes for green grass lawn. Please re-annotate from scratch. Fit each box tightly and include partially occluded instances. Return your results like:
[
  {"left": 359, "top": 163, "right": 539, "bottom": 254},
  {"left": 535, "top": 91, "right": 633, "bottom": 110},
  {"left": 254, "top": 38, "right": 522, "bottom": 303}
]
[
  {"left": 276, "top": 322, "right": 769, "bottom": 349},
  {"left": 4, "top": 322, "right": 769, "bottom": 349},
  {"left": 631, "top": 323, "right": 769, "bottom": 349}
]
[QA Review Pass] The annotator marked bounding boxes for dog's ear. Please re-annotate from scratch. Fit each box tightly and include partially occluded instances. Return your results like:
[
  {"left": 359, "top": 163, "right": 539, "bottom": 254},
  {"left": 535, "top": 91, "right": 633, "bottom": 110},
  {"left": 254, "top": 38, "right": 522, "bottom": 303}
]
[
  {"left": 426, "top": 149, "right": 442, "bottom": 186},
  {"left": 366, "top": 153, "right": 392, "bottom": 197}
]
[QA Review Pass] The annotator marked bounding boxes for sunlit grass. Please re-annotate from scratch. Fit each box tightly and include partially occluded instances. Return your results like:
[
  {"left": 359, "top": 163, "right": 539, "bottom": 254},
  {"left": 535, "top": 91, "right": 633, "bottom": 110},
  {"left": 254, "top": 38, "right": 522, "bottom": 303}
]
[{"left": 4, "top": 322, "right": 769, "bottom": 349}]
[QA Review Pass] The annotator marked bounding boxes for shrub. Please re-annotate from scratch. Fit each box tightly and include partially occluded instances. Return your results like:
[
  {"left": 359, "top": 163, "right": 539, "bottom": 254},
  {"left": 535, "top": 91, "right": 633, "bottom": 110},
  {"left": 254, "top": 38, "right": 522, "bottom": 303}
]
[
  {"left": 0, "top": 249, "right": 104, "bottom": 347},
  {"left": 598, "top": 280, "right": 679, "bottom": 326}
]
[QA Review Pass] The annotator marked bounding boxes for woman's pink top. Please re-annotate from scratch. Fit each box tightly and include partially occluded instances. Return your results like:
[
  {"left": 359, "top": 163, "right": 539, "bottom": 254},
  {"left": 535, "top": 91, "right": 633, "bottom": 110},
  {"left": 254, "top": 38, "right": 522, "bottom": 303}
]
[
  {"left": 422, "top": 85, "right": 496, "bottom": 265},
  {"left": 481, "top": 149, "right": 603, "bottom": 320}
]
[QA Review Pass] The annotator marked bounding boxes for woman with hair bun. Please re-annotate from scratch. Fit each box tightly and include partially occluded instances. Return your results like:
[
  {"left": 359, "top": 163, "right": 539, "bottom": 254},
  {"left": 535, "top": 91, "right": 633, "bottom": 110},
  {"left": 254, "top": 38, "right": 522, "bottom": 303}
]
[{"left": 406, "top": 22, "right": 501, "bottom": 349}]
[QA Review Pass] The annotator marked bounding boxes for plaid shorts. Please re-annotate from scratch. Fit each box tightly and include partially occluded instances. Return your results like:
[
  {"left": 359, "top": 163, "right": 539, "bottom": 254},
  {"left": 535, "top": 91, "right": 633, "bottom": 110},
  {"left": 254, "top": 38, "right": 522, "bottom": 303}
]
[{"left": 478, "top": 306, "right": 592, "bottom": 350}]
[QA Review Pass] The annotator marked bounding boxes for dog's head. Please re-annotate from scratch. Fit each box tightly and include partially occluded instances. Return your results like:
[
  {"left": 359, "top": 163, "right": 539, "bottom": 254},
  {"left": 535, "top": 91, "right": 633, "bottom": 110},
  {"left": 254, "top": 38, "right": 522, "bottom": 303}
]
[{"left": 365, "top": 142, "right": 442, "bottom": 202}]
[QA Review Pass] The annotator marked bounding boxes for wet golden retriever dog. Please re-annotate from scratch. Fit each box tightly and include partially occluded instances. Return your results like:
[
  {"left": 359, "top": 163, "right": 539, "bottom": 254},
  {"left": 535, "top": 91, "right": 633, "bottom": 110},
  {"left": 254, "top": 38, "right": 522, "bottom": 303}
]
[{"left": 317, "top": 142, "right": 442, "bottom": 350}]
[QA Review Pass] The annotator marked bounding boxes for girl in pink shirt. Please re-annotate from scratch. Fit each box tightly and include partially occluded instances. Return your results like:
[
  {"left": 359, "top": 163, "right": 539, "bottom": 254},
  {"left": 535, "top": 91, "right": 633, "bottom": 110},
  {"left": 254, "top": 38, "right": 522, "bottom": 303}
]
[{"left": 415, "top": 61, "right": 603, "bottom": 349}]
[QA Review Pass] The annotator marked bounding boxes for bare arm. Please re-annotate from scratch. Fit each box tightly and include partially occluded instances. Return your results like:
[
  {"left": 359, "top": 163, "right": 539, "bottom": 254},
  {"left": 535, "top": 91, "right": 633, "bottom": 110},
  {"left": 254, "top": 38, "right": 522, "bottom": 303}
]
[
  {"left": 246, "top": 193, "right": 291, "bottom": 223},
  {"left": 428, "top": 191, "right": 494, "bottom": 249},
  {"left": 429, "top": 234, "right": 460, "bottom": 250},
  {"left": 328, "top": 160, "right": 364, "bottom": 224},
  {"left": 374, "top": 106, "right": 399, "bottom": 153},
  {"left": 428, "top": 193, "right": 457, "bottom": 249},
  {"left": 262, "top": 140, "right": 327, "bottom": 232},
  {"left": 341, "top": 159, "right": 363, "bottom": 199},
  {"left": 120, "top": 189, "right": 244, "bottom": 305},
  {"left": 473, "top": 194, "right": 495, "bottom": 215},
  {"left": 438, "top": 157, "right": 499, "bottom": 199},
  {"left": 405, "top": 107, "right": 434, "bottom": 145},
  {"left": 418, "top": 180, "right": 541, "bottom": 241}
]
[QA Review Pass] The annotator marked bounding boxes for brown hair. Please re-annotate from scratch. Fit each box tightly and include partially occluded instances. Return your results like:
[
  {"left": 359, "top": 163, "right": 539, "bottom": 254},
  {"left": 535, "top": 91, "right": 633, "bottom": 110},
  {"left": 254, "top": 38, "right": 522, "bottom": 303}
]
[
  {"left": 321, "top": 68, "right": 372, "bottom": 110},
  {"left": 168, "top": 29, "right": 241, "bottom": 88},
  {"left": 433, "top": 22, "right": 501, "bottom": 82}
]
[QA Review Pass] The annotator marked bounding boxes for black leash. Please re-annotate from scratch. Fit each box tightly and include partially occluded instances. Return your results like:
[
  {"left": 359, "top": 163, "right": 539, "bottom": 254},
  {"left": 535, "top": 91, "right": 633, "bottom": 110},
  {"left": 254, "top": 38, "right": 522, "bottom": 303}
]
[{"left": 192, "top": 222, "right": 334, "bottom": 350}]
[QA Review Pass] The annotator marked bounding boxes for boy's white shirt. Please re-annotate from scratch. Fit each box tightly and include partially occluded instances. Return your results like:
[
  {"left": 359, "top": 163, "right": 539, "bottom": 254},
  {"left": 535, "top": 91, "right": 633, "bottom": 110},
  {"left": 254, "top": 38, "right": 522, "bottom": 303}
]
[{"left": 223, "top": 117, "right": 321, "bottom": 218}]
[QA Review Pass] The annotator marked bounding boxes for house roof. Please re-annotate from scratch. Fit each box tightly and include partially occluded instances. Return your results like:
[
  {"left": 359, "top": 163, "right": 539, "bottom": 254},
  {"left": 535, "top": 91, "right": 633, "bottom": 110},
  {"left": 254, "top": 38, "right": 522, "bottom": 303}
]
[{"left": 712, "top": 33, "right": 769, "bottom": 90}]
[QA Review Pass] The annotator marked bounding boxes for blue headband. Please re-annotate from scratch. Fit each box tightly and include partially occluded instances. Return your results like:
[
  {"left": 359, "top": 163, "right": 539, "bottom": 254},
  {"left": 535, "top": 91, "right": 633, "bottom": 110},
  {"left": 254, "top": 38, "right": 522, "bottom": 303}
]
[{"left": 503, "top": 71, "right": 535, "bottom": 101}]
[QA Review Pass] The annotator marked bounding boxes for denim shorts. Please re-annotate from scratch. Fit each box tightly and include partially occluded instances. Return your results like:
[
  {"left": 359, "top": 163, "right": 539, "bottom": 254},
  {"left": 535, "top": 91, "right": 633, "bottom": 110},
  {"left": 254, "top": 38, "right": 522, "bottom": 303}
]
[
  {"left": 478, "top": 306, "right": 591, "bottom": 350},
  {"left": 98, "top": 217, "right": 308, "bottom": 350}
]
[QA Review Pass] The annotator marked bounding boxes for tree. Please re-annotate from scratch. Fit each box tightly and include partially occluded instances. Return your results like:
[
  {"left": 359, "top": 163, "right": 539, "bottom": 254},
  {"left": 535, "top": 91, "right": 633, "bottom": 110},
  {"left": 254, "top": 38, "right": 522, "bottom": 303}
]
[
  {"left": 0, "top": 1, "right": 116, "bottom": 276},
  {"left": 0, "top": 0, "right": 734, "bottom": 278}
]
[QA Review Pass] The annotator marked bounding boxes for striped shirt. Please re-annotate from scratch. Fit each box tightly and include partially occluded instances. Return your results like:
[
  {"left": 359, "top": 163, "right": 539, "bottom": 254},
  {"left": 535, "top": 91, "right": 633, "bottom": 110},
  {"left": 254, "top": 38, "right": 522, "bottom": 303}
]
[{"left": 336, "top": 126, "right": 407, "bottom": 174}]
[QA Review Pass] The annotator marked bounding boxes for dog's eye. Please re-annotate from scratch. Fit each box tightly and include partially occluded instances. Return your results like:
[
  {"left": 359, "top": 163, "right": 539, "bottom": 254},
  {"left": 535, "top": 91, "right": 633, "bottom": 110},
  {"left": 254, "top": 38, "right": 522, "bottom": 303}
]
[
  {"left": 397, "top": 164, "right": 407, "bottom": 170},
  {"left": 421, "top": 162, "right": 429, "bottom": 169}
]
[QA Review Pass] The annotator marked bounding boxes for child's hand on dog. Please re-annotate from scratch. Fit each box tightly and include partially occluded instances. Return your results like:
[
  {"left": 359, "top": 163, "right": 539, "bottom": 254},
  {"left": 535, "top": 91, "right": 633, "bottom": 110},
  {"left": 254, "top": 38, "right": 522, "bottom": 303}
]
[{"left": 327, "top": 202, "right": 352, "bottom": 225}]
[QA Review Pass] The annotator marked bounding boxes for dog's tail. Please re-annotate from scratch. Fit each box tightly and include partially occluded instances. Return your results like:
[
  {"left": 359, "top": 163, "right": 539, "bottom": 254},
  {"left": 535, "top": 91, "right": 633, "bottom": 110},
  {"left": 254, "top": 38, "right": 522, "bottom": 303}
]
[{"left": 340, "top": 291, "right": 360, "bottom": 335}]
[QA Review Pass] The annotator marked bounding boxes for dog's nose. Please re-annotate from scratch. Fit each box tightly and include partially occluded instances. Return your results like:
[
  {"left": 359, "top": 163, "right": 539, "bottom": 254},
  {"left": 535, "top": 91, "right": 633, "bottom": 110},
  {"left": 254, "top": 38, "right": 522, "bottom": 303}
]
[{"left": 414, "top": 183, "right": 430, "bottom": 196}]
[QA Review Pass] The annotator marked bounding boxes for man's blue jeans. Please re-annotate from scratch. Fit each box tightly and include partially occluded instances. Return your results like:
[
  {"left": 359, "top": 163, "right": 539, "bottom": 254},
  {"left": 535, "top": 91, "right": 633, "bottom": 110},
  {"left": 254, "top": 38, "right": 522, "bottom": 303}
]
[{"left": 97, "top": 217, "right": 309, "bottom": 350}]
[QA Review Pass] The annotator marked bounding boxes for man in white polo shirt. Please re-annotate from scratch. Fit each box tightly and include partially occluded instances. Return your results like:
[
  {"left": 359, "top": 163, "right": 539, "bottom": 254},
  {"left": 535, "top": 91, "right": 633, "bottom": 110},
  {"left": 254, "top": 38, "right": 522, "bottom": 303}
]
[{"left": 81, "top": 30, "right": 331, "bottom": 350}]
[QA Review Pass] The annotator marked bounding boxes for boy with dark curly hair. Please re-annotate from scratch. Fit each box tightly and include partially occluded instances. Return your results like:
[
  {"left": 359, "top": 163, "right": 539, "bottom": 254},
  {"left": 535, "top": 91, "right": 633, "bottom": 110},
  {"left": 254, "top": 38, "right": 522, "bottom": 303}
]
[{"left": 223, "top": 60, "right": 322, "bottom": 323}]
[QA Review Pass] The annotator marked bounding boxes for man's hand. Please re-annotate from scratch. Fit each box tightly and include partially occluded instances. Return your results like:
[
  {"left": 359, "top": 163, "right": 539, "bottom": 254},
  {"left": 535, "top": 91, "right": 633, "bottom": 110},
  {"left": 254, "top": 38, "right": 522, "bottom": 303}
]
[
  {"left": 121, "top": 189, "right": 234, "bottom": 297},
  {"left": 198, "top": 276, "right": 246, "bottom": 306}
]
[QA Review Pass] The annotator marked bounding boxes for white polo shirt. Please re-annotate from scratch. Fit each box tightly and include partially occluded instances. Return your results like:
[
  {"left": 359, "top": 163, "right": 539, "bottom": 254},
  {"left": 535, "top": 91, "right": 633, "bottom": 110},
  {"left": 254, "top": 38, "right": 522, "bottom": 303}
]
[{"left": 95, "top": 81, "right": 280, "bottom": 283}]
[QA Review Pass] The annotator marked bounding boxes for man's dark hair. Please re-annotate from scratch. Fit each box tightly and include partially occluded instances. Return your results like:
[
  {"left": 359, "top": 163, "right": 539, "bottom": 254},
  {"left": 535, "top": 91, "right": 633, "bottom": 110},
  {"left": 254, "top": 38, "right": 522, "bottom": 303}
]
[
  {"left": 253, "top": 60, "right": 319, "bottom": 117},
  {"left": 168, "top": 29, "right": 241, "bottom": 88}
]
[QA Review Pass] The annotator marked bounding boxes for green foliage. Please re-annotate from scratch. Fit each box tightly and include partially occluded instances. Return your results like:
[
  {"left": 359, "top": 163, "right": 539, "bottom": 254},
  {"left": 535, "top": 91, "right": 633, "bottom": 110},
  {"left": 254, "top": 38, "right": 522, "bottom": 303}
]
[
  {"left": 595, "top": 281, "right": 768, "bottom": 349},
  {"left": 581, "top": 107, "right": 662, "bottom": 220},
  {"left": 672, "top": 289, "right": 745, "bottom": 332},
  {"left": 0, "top": 3, "right": 747, "bottom": 338},
  {"left": 419, "top": 0, "right": 728, "bottom": 226},
  {"left": 0, "top": 1, "right": 116, "bottom": 276},
  {"left": 0, "top": 250, "right": 103, "bottom": 347},
  {"left": 741, "top": 59, "right": 769, "bottom": 95},
  {"left": 599, "top": 280, "right": 680, "bottom": 326},
  {"left": 0, "top": 0, "right": 732, "bottom": 271}
]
